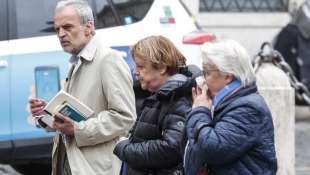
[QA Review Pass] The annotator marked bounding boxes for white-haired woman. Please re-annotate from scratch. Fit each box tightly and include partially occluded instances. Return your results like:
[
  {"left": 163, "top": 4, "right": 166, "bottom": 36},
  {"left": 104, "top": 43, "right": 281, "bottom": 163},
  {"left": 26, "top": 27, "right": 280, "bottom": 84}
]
[{"left": 184, "top": 39, "right": 277, "bottom": 175}]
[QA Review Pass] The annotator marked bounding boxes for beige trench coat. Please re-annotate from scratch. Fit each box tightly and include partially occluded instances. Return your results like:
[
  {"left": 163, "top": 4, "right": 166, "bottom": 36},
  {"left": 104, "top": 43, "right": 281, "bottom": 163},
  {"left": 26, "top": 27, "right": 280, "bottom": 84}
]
[{"left": 51, "top": 36, "right": 136, "bottom": 175}]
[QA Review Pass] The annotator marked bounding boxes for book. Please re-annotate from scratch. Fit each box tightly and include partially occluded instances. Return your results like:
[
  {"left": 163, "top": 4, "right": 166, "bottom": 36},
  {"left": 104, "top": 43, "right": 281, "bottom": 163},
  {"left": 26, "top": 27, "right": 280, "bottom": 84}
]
[
  {"left": 43, "top": 90, "right": 94, "bottom": 122},
  {"left": 37, "top": 102, "right": 85, "bottom": 130},
  {"left": 57, "top": 102, "right": 86, "bottom": 122}
]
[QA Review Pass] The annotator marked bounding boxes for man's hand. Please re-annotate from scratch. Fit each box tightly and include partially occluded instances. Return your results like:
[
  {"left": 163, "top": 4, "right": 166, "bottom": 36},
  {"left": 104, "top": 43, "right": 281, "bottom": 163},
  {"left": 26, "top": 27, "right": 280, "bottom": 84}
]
[
  {"left": 192, "top": 83, "right": 212, "bottom": 109},
  {"left": 53, "top": 113, "right": 75, "bottom": 136},
  {"left": 29, "top": 98, "right": 47, "bottom": 116}
]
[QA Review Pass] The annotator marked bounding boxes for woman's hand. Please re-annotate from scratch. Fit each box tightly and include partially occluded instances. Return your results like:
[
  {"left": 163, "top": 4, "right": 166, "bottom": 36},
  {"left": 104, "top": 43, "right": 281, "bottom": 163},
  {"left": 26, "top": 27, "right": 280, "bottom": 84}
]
[{"left": 192, "top": 83, "right": 212, "bottom": 109}]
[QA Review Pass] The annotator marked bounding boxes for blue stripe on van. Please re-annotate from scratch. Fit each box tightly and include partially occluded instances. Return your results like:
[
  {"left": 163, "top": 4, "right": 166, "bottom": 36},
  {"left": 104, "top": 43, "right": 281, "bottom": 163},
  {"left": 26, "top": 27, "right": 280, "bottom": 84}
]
[
  {"left": 112, "top": 46, "right": 136, "bottom": 80},
  {"left": 0, "top": 134, "right": 12, "bottom": 142},
  {"left": 0, "top": 132, "right": 54, "bottom": 141},
  {"left": 11, "top": 131, "right": 55, "bottom": 141}
]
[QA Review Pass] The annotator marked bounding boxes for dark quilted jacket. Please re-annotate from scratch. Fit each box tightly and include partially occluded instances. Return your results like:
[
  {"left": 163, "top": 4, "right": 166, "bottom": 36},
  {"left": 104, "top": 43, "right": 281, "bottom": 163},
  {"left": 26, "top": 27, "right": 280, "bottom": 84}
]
[
  {"left": 114, "top": 72, "right": 196, "bottom": 175},
  {"left": 184, "top": 84, "right": 277, "bottom": 175}
]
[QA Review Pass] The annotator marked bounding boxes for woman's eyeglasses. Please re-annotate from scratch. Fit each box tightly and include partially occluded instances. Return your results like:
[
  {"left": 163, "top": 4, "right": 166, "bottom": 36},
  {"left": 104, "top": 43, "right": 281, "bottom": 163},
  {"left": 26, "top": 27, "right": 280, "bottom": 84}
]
[{"left": 202, "top": 68, "right": 219, "bottom": 77}]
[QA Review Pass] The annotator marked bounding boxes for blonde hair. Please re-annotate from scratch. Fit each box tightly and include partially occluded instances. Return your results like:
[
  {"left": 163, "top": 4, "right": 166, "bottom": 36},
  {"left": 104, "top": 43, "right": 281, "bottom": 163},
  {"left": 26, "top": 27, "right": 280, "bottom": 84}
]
[{"left": 131, "top": 35, "right": 186, "bottom": 75}]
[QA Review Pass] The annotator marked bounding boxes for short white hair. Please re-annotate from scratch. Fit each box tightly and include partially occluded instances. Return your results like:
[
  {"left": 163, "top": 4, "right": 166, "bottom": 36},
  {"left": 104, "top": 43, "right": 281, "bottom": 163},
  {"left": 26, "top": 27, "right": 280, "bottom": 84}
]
[
  {"left": 201, "top": 39, "right": 256, "bottom": 87},
  {"left": 56, "top": 0, "right": 95, "bottom": 34}
]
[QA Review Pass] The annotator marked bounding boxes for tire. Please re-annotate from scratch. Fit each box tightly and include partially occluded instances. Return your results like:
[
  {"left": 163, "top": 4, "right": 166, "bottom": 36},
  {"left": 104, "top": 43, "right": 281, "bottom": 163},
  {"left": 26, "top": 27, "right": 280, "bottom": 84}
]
[{"left": 12, "top": 163, "right": 51, "bottom": 175}]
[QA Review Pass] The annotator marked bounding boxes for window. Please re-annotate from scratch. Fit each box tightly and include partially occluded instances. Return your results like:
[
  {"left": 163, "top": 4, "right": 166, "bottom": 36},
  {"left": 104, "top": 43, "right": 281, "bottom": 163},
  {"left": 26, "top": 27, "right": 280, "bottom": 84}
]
[
  {"left": 8, "top": 0, "right": 154, "bottom": 40},
  {"left": 92, "top": 0, "right": 154, "bottom": 28},
  {"left": 0, "top": 0, "right": 8, "bottom": 41},
  {"left": 8, "top": 0, "right": 57, "bottom": 40},
  {"left": 199, "top": 0, "right": 289, "bottom": 12}
]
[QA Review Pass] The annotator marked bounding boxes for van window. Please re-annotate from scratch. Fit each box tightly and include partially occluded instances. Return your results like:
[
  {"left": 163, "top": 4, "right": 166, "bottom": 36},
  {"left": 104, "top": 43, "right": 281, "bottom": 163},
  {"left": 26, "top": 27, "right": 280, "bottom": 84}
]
[
  {"left": 0, "top": 0, "right": 8, "bottom": 41},
  {"left": 92, "top": 0, "right": 154, "bottom": 28},
  {"left": 8, "top": 0, "right": 57, "bottom": 40},
  {"left": 8, "top": 0, "right": 154, "bottom": 40}
]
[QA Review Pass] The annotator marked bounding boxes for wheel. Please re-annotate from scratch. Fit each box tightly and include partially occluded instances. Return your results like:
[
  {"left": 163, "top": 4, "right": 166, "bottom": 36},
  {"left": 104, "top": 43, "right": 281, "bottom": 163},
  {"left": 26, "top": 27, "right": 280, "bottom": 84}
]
[{"left": 12, "top": 163, "right": 51, "bottom": 175}]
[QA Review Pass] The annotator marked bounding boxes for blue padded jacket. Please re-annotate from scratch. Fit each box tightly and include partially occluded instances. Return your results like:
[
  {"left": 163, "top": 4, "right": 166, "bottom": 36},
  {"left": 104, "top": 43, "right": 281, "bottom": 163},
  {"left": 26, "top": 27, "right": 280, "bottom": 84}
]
[{"left": 184, "top": 84, "right": 277, "bottom": 175}]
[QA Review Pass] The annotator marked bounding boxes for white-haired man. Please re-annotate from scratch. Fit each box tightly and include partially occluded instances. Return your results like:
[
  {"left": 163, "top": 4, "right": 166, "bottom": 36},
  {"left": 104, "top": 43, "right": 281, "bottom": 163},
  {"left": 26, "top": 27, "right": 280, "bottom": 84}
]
[{"left": 29, "top": 1, "right": 136, "bottom": 174}]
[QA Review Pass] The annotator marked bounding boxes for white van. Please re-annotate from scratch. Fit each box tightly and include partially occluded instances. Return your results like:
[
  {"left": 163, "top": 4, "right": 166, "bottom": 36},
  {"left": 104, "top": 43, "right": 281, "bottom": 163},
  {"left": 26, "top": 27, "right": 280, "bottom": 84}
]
[{"left": 0, "top": 0, "right": 213, "bottom": 174}]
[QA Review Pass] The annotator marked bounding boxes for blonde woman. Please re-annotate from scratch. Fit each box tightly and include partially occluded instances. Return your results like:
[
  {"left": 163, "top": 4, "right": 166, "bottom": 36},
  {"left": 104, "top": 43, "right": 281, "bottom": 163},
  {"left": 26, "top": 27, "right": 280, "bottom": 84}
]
[{"left": 114, "top": 36, "right": 199, "bottom": 175}]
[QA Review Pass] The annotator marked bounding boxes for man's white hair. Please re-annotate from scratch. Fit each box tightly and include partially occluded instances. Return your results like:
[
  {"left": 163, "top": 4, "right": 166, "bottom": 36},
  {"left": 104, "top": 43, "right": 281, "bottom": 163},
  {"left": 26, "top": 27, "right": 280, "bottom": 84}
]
[
  {"left": 201, "top": 39, "right": 256, "bottom": 87},
  {"left": 56, "top": 0, "right": 95, "bottom": 34}
]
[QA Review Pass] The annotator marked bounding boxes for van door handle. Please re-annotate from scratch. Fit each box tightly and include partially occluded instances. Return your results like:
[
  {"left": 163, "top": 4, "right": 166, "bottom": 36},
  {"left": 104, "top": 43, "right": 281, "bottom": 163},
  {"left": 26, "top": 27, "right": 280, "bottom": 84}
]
[{"left": 0, "top": 60, "right": 8, "bottom": 68}]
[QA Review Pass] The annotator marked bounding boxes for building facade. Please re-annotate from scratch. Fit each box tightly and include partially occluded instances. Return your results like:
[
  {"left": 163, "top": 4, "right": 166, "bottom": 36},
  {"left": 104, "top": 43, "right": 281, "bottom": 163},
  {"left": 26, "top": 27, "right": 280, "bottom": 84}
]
[{"left": 183, "top": 0, "right": 305, "bottom": 55}]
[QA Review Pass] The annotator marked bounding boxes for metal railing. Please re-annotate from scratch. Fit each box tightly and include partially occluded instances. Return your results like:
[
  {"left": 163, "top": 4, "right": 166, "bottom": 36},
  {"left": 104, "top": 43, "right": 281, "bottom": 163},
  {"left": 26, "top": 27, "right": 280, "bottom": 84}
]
[{"left": 199, "top": 0, "right": 289, "bottom": 12}]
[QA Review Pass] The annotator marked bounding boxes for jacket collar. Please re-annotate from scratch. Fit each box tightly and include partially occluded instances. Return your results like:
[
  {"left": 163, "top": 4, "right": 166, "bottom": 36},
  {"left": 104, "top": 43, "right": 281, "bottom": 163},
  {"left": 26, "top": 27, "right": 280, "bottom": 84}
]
[
  {"left": 71, "top": 35, "right": 97, "bottom": 77},
  {"left": 156, "top": 73, "right": 195, "bottom": 100},
  {"left": 210, "top": 80, "right": 241, "bottom": 117},
  {"left": 212, "top": 80, "right": 241, "bottom": 109},
  {"left": 159, "top": 74, "right": 187, "bottom": 93},
  {"left": 215, "top": 83, "right": 258, "bottom": 112},
  {"left": 78, "top": 35, "right": 97, "bottom": 62}
]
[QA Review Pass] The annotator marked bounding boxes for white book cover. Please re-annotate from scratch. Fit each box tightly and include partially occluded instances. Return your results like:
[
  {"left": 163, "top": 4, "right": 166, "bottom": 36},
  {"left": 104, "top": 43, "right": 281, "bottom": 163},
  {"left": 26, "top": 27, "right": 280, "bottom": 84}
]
[{"left": 44, "top": 90, "right": 94, "bottom": 121}]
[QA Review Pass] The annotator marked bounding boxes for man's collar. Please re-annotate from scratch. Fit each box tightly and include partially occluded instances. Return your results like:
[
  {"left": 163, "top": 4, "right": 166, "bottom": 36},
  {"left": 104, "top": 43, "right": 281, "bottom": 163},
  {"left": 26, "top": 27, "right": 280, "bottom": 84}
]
[{"left": 75, "top": 35, "right": 97, "bottom": 62}]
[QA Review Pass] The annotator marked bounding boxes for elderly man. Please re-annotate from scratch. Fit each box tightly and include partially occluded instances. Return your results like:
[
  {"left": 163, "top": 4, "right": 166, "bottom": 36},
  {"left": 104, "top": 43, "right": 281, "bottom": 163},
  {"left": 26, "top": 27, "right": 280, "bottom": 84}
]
[{"left": 29, "top": 0, "right": 136, "bottom": 175}]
